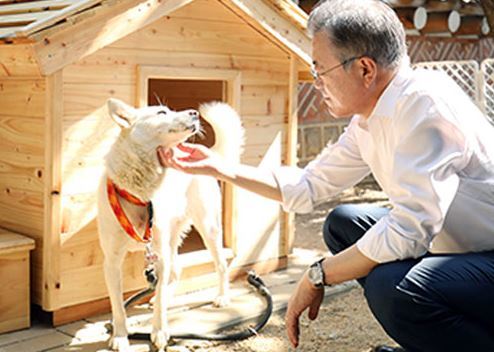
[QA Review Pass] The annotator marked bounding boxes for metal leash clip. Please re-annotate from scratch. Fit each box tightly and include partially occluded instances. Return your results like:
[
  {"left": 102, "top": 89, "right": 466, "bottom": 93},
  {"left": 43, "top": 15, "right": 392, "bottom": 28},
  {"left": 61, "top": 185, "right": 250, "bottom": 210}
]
[
  {"left": 144, "top": 243, "right": 158, "bottom": 286},
  {"left": 145, "top": 242, "right": 158, "bottom": 264}
]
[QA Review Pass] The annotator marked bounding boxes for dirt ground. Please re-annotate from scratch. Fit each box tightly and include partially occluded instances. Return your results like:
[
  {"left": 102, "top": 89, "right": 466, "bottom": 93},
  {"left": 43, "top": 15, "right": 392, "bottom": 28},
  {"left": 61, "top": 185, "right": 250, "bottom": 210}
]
[{"left": 177, "top": 184, "right": 399, "bottom": 352}]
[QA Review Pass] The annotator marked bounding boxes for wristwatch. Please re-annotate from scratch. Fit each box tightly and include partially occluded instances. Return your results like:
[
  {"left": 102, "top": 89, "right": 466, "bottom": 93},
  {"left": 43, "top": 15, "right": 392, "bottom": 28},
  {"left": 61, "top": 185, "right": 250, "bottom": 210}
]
[{"left": 307, "top": 258, "right": 328, "bottom": 288}]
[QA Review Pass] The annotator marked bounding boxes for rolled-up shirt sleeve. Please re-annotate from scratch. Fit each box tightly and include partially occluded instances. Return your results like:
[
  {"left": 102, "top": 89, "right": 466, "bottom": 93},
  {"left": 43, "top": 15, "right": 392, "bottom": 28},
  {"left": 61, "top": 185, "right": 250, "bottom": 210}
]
[
  {"left": 273, "top": 118, "right": 371, "bottom": 213},
  {"left": 357, "top": 94, "right": 471, "bottom": 263}
]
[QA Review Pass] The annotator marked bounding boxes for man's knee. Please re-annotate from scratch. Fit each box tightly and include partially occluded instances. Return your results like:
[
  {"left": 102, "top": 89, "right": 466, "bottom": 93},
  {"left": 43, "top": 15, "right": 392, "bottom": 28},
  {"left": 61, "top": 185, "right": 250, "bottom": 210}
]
[{"left": 364, "top": 262, "right": 419, "bottom": 337}]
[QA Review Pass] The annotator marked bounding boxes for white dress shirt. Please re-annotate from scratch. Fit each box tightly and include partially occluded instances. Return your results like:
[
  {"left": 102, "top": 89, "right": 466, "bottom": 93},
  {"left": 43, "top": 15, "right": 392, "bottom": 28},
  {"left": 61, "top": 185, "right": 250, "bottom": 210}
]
[{"left": 274, "top": 62, "right": 494, "bottom": 263}]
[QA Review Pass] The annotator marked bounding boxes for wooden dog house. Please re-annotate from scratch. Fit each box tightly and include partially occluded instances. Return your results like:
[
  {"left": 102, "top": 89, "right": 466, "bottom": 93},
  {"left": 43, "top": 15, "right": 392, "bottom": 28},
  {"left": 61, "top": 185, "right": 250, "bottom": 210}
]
[{"left": 0, "top": 0, "right": 311, "bottom": 324}]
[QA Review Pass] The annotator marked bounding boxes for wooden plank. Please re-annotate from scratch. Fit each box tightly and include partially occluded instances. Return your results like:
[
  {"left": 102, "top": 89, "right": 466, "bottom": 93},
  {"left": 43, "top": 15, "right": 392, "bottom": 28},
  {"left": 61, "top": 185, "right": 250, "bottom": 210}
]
[
  {"left": 0, "top": 116, "right": 45, "bottom": 195},
  {"left": 76, "top": 47, "right": 289, "bottom": 73},
  {"left": 60, "top": 191, "right": 99, "bottom": 236},
  {"left": 283, "top": 55, "right": 298, "bottom": 256},
  {"left": 241, "top": 143, "right": 287, "bottom": 166},
  {"left": 269, "top": 0, "right": 309, "bottom": 31},
  {"left": 0, "top": 44, "right": 41, "bottom": 77},
  {"left": 0, "top": 231, "right": 35, "bottom": 254},
  {"left": 0, "top": 250, "right": 31, "bottom": 334},
  {"left": 42, "top": 70, "right": 63, "bottom": 311},
  {"left": 223, "top": 68, "right": 240, "bottom": 257},
  {"left": 241, "top": 113, "right": 285, "bottom": 128},
  {"left": 31, "top": 249, "right": 43, "bottom": 305},
  {"left": 0, "top": 163, "right": 44, "bottom": 193},
  {"left": 60, "top": 238, "right": 103, "bottom": 272},
  {"left": 0, "top": 10, "right": 61, "bottom": 26},
  {"left": 0, "top": 189, "right": 44, "bottom": 236},
  {"left": 63, "top": 82, "right": 134, "bottom": 119},
  {"left": 241, "top": 69, "right": 290, "bottom": 86},
  {"left": 219, "top": 0, "right": 311, "bottom": 65},
  {"left": 63, "top": 63, "right": 134, "bottom": 85},
  {"left": 0, "top": 0, "right": 74, "bottom": 16},
  {"left": 32, "top": 0, "right": 196, "bottom": 75},
  {"left": 16, "top": 0, "right": 102, "bottom": 36},
  {"left": 240, "top": 89, "right": 288, "bottom": 116},
  {"left": 171, "top": 0, "right": 240, "bottom": 23},
  {"left": 0, "top": 114, "right": 44, "bottom": 151},
  {"left": 58, "top": 252, "right": 146, "bottom": 308},
  {"left": 0, "top": 79, "right": 45, "bottom": 117},
  {"left": 0, "top": 26, "right": 21, "bottom": 38},
  {"left": 0, "top": 81, "right": 45, "bottom": 239},
  {"left": 244, "top": 122, "right": 286, "bottom": 146},
  {"left": 110, "top": 16, "right": 287, "bottom": 59}
]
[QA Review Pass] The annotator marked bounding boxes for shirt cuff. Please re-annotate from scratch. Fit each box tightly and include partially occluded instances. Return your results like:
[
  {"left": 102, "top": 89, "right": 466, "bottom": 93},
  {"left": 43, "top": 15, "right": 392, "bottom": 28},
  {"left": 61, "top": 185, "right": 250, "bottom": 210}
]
[{"left": 356, "top": 218, "right": 428, "bottom": 263}]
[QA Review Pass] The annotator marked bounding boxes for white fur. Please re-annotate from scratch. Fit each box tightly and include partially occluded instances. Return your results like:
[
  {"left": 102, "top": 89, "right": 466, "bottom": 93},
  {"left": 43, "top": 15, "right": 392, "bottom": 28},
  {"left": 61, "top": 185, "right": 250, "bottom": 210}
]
[{"left": 97, "top": 98, "right": 244, "bottom": 351}]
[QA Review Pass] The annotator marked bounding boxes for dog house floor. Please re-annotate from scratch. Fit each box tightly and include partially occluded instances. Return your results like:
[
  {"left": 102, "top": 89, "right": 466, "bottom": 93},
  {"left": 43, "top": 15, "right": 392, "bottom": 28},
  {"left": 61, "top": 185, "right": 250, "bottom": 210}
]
[{"left": 0, "top": 248, "right": 354, "bottom": 352}]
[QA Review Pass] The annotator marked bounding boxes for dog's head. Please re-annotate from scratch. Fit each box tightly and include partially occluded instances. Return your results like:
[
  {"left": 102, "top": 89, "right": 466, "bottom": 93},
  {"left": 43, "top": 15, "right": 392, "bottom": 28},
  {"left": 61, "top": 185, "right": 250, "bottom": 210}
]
[{"left": 107, "top": 98, "right": 200, "bottom": 149}]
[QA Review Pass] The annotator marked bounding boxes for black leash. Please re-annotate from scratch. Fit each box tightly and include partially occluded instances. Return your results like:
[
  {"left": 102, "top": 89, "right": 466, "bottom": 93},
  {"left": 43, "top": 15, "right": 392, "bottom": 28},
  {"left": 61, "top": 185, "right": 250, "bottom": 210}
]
[{"left": 111, "top": 269, "right": 273, "bottom": 341}]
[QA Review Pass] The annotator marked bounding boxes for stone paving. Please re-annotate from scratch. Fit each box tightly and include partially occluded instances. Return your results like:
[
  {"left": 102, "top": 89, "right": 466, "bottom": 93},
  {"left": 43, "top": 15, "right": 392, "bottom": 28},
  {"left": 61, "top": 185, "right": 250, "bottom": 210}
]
[{"left": 0, "top": 248, "right": 353, "bottom": 352}]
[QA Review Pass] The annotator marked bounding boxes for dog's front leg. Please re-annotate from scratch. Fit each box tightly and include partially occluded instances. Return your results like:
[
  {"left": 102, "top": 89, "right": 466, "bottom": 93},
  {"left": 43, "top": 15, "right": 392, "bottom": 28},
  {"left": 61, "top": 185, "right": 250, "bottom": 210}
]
[
  {"left": 103, "top": 254, "right": 129, "bottom": 350},
  {"left": 151, "top": 240, "right": 172, "bottom": 351}
]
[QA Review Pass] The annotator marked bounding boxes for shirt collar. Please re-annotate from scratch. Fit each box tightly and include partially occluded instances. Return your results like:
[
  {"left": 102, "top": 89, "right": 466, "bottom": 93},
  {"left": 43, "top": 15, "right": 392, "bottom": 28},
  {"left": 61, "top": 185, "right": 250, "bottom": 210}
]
[{"left": 367, "top": 55, "right": 413, "bottom": 122}]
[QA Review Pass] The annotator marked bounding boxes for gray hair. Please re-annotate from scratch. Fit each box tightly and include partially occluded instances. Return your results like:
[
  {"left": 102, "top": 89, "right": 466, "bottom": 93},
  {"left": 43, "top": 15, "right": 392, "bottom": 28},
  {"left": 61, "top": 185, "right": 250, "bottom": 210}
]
[{"left": 308, "top": 0, "right": 406, "bottom": 69}]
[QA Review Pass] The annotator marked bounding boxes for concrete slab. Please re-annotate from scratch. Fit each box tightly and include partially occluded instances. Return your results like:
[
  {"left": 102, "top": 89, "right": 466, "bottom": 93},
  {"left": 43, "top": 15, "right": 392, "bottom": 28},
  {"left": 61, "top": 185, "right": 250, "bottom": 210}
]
[
  {"left": 0, "top": 324, "right": 55, "bottom": 347},
  {"left": 0, "top": 331, "right": 72, "bottom": 352}
]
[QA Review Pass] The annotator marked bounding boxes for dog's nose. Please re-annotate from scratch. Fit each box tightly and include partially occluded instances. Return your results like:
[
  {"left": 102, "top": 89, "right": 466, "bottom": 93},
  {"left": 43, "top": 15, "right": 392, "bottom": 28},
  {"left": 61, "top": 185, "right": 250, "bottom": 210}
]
[{"left": 189, "top": 110, "right": 199, "bottom": 120}]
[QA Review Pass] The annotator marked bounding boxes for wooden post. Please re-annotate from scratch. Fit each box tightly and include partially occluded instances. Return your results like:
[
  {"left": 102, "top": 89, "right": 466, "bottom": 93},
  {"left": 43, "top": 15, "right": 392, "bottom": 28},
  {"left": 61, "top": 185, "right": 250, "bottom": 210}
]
[
  {"left": 282, "top": 55, "right": 298, "bottom": 256},
  {"left": 385, "top": 0, "right": 426, "bottom": 7},
  {"left": 395, "top": 7, "right": 418, "bottom": 30},
  {"left": 453, "top": 15, "right": 490, "bottom": 36},
  {"left": 480, "top": 0, "right": 494, "bottom": 37},
  {"left": 414, "top": 7, "right": 460, "bottom": 34},
  {"left": 43, "top": 70, "right": 63, "bottom": 311}
]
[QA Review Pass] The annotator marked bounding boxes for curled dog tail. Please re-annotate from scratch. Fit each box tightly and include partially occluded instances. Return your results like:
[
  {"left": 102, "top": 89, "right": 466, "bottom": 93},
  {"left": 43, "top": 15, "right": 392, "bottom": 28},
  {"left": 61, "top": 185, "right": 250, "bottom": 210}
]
[{"left": 199, "top": 102, "right": 245, "bottom": 162}]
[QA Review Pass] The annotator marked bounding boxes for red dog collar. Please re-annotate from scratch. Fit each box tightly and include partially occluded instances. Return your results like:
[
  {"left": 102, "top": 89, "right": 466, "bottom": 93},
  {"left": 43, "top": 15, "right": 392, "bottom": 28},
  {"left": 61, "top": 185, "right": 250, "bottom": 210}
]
[{"left": 107, "top": 178, "right": 153, "bottom": 243}]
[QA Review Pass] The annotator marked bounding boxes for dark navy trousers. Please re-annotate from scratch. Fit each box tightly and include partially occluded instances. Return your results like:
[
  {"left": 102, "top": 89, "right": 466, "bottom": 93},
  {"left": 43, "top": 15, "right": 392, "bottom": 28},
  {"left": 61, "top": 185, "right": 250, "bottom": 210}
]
[{"left": 323, "top": 204, "right": 494, "bottom": 352}]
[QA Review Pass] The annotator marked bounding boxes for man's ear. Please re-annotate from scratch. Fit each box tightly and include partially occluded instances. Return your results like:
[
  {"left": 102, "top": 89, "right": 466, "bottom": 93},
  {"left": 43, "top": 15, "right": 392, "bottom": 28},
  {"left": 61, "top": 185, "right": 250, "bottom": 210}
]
[
  {"left": 107, "top": 98, "right": 137, "bottom": 128},
  {"left": 358, "top": 57, "right": 377, "bottom": 88}
]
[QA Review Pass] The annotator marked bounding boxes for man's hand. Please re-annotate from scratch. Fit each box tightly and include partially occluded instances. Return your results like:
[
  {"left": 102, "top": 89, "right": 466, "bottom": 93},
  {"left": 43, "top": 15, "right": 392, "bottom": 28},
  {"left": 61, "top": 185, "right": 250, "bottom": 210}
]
[
  {"left": 157, "top": 143, "right": 223, "bottom": 177},
  {"left": 285, "top": 271, "right": 325, "bottom": 348}
]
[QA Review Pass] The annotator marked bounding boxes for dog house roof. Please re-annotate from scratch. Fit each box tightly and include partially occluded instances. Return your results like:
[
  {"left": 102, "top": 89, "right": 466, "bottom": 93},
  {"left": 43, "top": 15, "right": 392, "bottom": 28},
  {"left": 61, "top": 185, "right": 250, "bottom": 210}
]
[{"left": 0, "top": 0, "right": 311, "bottom": 75}]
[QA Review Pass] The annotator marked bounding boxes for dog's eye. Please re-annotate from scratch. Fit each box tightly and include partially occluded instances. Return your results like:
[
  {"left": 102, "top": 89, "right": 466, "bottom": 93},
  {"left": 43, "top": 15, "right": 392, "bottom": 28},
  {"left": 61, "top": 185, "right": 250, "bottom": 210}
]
[{"left": 157, "top": 110, "right": 167, "bottom": 115}]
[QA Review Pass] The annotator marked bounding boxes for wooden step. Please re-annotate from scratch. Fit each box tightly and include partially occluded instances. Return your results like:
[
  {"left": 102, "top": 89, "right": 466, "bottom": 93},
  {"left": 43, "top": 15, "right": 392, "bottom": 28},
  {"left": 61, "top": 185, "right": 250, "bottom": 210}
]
[{"left": 0, "top": 229, "right": 35, "bottom": 334}]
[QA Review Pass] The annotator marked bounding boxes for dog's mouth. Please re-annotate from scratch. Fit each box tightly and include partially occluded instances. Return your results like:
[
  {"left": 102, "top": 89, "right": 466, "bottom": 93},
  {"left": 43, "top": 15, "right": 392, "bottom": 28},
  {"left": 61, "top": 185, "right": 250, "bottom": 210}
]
[{"left": 169, "top": 121, "right": 200, "bottom": 134}]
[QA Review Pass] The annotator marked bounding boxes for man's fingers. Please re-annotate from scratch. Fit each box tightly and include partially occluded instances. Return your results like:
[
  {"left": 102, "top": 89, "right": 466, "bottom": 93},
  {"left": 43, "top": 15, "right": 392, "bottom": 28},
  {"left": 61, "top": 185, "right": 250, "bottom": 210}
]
[
  {"left": 308, "top": 302, "right": 320, "bottom": 320},
  {"left": 177, "top": 142, "right": 197, "bottom": 153},
  {"left": 285, "top": 310, "right": 300, "bottom": 348},
  {"left": 157, "top": 147, "right": 173, "bottom": 167},
  {"left": 308, "top": 290, "right": 323, "bottom": 320}
]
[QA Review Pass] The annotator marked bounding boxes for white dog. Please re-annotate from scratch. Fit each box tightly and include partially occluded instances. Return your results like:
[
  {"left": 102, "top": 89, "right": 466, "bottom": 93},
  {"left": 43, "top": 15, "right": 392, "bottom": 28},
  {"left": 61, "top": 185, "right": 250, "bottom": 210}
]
[{"left": 97, "top": 98, "right": 244, "bottom": 351}]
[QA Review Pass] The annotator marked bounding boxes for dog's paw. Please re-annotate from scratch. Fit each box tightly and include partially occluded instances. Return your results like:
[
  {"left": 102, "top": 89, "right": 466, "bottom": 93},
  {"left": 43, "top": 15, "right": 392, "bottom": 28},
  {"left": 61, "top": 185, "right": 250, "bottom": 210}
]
[
  {"left": 213, "top": 294, "right": 230, "bottom": 307},
  {"left": 151, "top": 329, "right": 170, "bottom": 350},
  {"left": 109, "top": 335, "right": 130, "bottom": 351}
]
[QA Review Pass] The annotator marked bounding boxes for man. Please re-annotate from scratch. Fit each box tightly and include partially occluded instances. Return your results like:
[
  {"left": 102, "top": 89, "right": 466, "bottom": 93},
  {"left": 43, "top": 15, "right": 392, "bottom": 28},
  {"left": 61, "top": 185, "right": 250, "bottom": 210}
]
[{"left": 158, "top": 0, "right": 494, "bottom": 350}]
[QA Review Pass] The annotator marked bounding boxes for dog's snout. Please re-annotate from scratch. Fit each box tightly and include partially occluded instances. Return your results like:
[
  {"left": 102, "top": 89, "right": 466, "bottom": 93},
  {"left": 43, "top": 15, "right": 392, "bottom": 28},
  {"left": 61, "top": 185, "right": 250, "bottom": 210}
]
[{"left": 189, "top": 110, "right": 199, "bottom": 120}]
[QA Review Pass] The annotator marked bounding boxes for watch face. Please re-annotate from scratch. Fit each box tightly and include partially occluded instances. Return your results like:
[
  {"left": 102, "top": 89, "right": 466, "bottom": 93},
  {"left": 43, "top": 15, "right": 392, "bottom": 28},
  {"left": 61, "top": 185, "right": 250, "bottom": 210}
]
[{"left": 309, "top": 264, "right": 323, "bottom": 286}]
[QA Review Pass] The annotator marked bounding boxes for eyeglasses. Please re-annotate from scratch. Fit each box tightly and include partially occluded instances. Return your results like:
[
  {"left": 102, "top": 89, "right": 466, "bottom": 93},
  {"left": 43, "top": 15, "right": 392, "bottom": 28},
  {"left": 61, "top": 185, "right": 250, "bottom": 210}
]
[{"left": 310, "top": 56, "right": 361, "bottom": 81}]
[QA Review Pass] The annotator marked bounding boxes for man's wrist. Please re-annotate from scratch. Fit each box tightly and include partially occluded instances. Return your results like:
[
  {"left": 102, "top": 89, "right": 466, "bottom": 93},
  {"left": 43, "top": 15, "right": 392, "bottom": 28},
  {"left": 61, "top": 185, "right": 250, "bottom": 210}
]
[{"left": 307, "top": 258, "right": 331, "bottom": 288}]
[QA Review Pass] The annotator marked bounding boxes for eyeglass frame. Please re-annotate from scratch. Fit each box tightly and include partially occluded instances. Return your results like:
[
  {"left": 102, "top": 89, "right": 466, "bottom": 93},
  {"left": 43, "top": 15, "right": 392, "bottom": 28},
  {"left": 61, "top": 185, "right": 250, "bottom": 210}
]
[{"left": 310, "top": 56, "right": 363, "bottom": 82}]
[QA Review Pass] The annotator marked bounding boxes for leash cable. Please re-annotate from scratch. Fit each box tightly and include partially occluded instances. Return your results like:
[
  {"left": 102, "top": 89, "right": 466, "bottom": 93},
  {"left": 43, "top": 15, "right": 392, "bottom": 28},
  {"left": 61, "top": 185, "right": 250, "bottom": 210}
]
[{"left": 108, "top": 269, "right": 273, "bottom": 341}]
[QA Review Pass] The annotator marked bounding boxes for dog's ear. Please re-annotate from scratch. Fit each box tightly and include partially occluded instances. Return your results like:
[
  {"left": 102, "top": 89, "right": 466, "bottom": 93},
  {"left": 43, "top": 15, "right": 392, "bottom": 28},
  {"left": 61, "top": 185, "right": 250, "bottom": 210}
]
[{"left": 107, "top": 98, "right": 137, "bottom": 128}]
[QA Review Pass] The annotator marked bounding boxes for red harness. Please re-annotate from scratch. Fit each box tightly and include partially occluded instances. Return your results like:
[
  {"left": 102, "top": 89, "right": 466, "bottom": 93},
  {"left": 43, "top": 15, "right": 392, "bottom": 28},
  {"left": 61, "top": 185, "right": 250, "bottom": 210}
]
[{"left": 107, "top": 178, "right": 154, "bottom": 243}]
